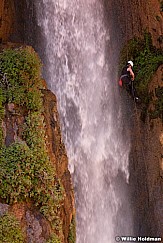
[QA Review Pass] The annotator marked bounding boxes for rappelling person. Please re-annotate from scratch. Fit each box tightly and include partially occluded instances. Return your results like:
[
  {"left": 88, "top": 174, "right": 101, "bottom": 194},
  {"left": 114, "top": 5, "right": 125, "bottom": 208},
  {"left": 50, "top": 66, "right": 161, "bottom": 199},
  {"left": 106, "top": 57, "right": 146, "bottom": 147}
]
[{"left": 119, "top": 60, "right": 139, "bottom": 101}]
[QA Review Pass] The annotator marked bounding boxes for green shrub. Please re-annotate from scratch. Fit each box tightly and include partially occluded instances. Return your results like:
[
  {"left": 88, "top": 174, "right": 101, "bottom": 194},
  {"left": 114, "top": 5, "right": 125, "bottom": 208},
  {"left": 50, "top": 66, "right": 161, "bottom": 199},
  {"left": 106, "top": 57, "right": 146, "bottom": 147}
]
[
  {"left": 120, "top": 33, "right": 163, "bottom": 96},
  {"left": 119, "top": 32, "right": 163, "bottom": 119},
  {"left": 68, "top": 216, "right": 76, "bottom": 243},
  {"left": 0, "top": 142, "right": 34, "bottom": 203},
  {"left": 0, "top": 47, "right": 43, "bottom": 111},
  {"left": 0, "top": 213, "right": 24, "bottom": 243}
]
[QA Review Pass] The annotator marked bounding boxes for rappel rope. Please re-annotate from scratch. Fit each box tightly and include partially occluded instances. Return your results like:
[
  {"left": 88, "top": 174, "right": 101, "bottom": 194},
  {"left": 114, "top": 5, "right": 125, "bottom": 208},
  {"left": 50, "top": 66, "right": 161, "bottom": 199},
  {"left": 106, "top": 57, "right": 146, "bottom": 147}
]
[{"left": 125, "top": 0, "right": 129, "bottom": 61}]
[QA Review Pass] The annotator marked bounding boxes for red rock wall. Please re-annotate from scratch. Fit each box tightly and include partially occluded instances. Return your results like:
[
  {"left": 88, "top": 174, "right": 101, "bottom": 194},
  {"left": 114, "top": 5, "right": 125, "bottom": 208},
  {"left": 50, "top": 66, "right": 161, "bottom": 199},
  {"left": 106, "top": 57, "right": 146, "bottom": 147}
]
[{"left": 112, "top": 0, "right": 163, "bottom": 237}]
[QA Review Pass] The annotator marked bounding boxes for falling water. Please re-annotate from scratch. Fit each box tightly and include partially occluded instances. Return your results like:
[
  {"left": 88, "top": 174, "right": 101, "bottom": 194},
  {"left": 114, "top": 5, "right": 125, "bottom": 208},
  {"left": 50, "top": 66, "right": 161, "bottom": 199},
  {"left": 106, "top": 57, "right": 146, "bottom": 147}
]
[{"left": 29, "top": 0, "right": 133, "bottom": 242}]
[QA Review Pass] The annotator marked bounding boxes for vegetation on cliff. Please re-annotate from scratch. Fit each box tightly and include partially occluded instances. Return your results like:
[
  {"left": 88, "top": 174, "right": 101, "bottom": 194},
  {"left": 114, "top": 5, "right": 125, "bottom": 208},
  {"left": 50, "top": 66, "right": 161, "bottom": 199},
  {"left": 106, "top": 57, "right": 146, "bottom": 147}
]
[
  {"left": 120, "top": 32, "right": 163, "bottom": 120},
  {"left": 0, "top": 47, "right": 66, "bottom": 242},
  {"left": 0, "top": 213, "right": 24, "bottom": 243},
  {"left": 68, "top": 216, "right": 76, "bottom": 243}
]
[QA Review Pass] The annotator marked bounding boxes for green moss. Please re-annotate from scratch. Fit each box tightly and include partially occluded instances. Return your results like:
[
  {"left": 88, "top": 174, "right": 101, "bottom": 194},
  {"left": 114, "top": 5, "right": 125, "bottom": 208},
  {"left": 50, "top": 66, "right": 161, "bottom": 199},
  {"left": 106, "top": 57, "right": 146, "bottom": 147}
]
[
  {"left": 120, "top": 32, "right": 163, "bottom": 120},
  {"left": 0, "top": 213, "right": 24, "bottom": 243},
  {"left": 68, "top": 216, "right": 76, "bottom": 243},
  {"left": 46, "top": 233, "right": 61, "bottom": 243}
]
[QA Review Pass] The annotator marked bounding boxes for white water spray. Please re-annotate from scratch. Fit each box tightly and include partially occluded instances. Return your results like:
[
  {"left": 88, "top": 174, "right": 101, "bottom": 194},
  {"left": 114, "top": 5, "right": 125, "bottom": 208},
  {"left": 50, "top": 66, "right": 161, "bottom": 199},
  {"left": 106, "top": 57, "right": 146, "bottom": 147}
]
[{"left": 33, "top": 0, "right": 133, "bottom": 242}]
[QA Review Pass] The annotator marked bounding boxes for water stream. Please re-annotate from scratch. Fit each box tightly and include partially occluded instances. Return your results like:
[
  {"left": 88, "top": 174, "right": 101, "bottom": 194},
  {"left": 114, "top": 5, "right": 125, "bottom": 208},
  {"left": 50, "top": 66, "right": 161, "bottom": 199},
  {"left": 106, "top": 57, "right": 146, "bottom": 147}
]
[{"left": 26, "top": 0, "right": 133, "bottom": 242}]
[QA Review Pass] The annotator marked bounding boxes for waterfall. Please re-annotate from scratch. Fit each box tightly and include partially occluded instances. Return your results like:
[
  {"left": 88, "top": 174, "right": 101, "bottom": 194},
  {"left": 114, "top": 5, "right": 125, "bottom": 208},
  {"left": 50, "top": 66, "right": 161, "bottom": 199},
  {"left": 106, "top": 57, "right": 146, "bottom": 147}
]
[{"left": 29, "top": 0, "right": 133, "bottom": 242}]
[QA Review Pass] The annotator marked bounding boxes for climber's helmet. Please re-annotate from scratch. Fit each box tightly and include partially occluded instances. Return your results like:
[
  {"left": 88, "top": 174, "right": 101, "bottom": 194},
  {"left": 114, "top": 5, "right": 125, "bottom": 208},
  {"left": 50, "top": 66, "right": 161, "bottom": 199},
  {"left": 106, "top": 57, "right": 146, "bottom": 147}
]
[{"left": 128, "top": 60, "right": 134, "bottom": 67}]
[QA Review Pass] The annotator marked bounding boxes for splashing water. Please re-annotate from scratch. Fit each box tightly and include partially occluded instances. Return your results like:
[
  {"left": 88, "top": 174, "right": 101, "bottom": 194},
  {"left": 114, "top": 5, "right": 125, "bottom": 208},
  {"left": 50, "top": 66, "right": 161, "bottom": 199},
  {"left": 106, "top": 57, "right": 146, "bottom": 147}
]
[{"left": 30, "top": 0, "right": 133, "bottom": 242}]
